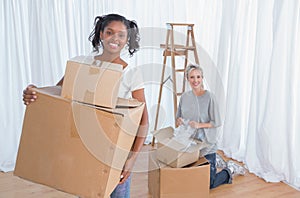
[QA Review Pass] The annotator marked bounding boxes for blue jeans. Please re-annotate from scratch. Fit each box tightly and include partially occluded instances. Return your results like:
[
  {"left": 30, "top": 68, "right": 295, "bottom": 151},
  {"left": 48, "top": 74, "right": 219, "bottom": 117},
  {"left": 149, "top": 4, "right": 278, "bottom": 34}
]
[
  {"left": 205, "top": 153, "right": 232, "bottom": 189},
  {"left": 110, "top": 175, "right": 131, "bottom": 198}
]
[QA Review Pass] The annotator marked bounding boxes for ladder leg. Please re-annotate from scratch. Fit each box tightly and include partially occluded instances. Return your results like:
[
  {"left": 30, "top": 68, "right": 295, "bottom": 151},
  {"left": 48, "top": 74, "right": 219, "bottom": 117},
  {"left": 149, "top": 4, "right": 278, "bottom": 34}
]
[
  {"left": 152, "top": 28, "right": 171, "bottom": 146},
  {"left": 191, "top": 27, "right": 200, "bottom": 65},
  {"left": 182, "top": 50, "right": 188, "bottom": 93},
  {"left": 152, "top": 54, "right": 167, "bottom": 146},
  {"left": 170, "top": 26, "right": 178, "bottom": 124},
  {"left": 182, "top": 28, "right": 191, "bottom": 94},
  {"left": 171, "top": 58, "right": 178, "bottom": 122},
  {"left": 154, "top": 54, "right": 167, "bottom": 131}
]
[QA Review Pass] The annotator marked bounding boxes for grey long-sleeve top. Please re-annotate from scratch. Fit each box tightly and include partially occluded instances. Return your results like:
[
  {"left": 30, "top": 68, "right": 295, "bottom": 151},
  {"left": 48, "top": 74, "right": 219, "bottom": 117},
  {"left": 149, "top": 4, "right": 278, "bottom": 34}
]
[{"left": 176, "top": 90, "right": 222, "bottom": 156}]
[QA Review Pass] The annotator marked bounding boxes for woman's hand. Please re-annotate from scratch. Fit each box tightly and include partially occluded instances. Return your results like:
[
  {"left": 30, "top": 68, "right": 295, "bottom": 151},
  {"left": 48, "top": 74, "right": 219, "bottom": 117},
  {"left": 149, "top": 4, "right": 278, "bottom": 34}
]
[
  {"left": 22, "top": 84, "right": 37, "bottom": 105},
  {"left": 189, "top": 121, "right": 200, "bottom": 129},
  {"left": 119, "top": 156, "right": 136, "bottom": 184},
  {"left": 176, "top": 117, "right": 184, "bottom": 127}
]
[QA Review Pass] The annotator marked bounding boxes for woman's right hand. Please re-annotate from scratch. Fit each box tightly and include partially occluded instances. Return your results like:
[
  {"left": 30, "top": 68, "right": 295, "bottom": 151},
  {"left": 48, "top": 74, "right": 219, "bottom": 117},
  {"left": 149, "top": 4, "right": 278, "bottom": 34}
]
[
  {"left": 176, "top": 117, "right": 184, "bottom": 127},
  {"left": 23, "top": 84, "right": 37, "bottom": 105}
]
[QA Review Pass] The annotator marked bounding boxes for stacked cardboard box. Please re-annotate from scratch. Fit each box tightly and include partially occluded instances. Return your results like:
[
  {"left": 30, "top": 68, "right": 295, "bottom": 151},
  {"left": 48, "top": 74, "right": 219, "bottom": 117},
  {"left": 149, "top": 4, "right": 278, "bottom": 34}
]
[
  {"left": 14, "top": 58, "right": 145, "bottom": 198},
  {"left": 61, "top": 56, "right": 123, "bottom": 108}
]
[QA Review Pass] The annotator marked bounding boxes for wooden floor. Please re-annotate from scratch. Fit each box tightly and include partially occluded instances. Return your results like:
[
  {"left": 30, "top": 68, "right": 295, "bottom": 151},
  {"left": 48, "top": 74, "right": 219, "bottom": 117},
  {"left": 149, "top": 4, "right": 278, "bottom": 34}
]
[{"left": 1, "top": 145, "right": 299, "bottom": 198}]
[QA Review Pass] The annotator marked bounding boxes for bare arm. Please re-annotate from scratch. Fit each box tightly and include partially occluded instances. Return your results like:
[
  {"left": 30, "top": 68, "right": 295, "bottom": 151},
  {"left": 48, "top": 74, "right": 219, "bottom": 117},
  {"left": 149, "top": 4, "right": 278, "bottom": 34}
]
[
  {"left": 189, "top": 121, "right": 213, "bottom": 129},
  {"left": 119, "top": 88, "right": 149, "bottom": 184},
  {"left": 130, "top": 88, "right": 149, "bottom": 157}
]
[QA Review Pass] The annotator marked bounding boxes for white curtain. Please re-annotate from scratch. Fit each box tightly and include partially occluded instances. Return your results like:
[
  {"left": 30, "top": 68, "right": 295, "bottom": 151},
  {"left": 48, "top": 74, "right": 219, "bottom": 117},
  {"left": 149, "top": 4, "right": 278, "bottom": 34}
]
[
  {"left": 1, "top": 0, "right": 299, "bottom": 191},
  {"left": 216, "top": 0, "right": 300, "bottom": 190}
]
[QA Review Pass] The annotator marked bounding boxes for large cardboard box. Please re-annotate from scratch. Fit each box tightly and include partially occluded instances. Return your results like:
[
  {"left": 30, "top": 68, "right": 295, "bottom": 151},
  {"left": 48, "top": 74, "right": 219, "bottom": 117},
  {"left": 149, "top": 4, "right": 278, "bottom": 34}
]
[
  {"left": 14, "top": 86, "right": 144, "bottom": 198},
  {"left": 148, "top": 150, "right": 210, "bottom": 198},
  {"left": 152, "top": 127, "right": 207, "bottom": 168},
  {"left": 61, "top": 56, "right": 123, "bottom": 108}
]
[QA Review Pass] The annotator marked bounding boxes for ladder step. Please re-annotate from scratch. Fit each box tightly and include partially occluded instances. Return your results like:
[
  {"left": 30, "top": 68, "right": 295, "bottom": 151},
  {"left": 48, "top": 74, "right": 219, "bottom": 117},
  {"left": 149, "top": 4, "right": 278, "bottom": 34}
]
[
  {"left": 175, "top": 69, "right": 185, "bottom": 72},
  {"left": 163, "top": 50, "right": 186, "bottom": 56},
  {"left": 160, "top": 44, "right": 196, "bottom": 50},
  {"left": 167, "top": 23, "right": 194, "bottom": 27}
]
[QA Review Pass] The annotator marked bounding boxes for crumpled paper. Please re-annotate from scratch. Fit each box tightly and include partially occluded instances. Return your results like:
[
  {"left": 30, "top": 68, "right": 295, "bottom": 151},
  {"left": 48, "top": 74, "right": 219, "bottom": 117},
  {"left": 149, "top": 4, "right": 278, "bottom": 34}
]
[{"left": 172, "top": 119, "right": 198, "bottom": 148}]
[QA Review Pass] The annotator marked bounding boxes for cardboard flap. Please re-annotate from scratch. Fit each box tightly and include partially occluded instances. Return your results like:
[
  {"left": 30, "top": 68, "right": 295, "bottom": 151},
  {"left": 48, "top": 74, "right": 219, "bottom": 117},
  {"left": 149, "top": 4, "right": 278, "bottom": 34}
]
[
  {"left": 70, "top": 55, "right": 94, "bottom": 65},
  {"left": 189, "top": 157, "right": 210, "bottom": 167},
  {"left": 116, "top": 97, "right": 143, "bottom": 108},
  {"left": 69, "top": 56, "right": 123, "bottom": 72},
  {"left": 160, "top": 138, "right": 203, "bottom": 153},
  {"left": 186, "top": 141, "right": 208, "bottom": 152},
  {"left": 153, "top": 127, "right": 206, "bottom": 153},
  {"left": 33, "top": 86, "right": 62, "bottom": 97},
  {"left": 77, "top": 100, "right": 145, "bottom": 116},
  {"left": 160, "top": 138, "right": 187, "bottom": 151},
  {"left": 152, "top": 127, "right": 174, "bottom": 142}
]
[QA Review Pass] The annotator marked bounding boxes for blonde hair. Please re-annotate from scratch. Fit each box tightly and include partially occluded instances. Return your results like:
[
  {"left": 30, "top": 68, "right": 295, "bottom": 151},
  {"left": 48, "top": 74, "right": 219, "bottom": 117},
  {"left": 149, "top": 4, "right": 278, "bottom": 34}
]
[{"left": 185, "top": 64, "right": 203, "bottom": 79}]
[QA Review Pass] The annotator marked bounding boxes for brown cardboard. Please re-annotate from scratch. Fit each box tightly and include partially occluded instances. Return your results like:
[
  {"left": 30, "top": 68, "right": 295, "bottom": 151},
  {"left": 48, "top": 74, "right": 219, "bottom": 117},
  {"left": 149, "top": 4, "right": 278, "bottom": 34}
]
[
  {"left": 152, "top": 127, "right": 207, "bottom": 168},
  {"left": 61, "top": 56, "right": 123, "bottom": 108},
  {"left": 148, "top": 150, "right": 210, "bottom": 198},
  {"left": 14, "top": 86, "right": 144, "bottom": 198}
]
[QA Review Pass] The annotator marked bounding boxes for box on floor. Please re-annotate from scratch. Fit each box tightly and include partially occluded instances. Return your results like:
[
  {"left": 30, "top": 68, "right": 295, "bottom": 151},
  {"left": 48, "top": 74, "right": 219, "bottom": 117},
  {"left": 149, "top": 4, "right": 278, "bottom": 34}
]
[{"left": 148, "top": 150, "right": 210, "bottom": 198}]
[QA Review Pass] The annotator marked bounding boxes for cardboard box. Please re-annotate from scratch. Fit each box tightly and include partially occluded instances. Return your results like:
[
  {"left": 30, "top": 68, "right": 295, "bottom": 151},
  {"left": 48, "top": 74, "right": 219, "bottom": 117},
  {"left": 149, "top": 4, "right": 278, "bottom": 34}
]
[
  {"left": 61, "top": 56, "right": 123, "bottom": 108},
  {"left": 152, "top": 127, "right": 207, "bottom": 168},
  {"left": 14, "top": 86, "right": 144, "bottom": 198},
  {"left": 148, "top": 150, "right": 210, "bottom": 198}
]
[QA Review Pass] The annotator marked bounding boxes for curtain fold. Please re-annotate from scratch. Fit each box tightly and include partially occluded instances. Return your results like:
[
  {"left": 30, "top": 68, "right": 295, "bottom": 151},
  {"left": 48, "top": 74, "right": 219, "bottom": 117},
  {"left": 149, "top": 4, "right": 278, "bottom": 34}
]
[
  {"left": 1, "top": 0, "right": 299, "bottom": 191},
  {"left": 218, "top": 0, "right": 300, "bottom": 190}
]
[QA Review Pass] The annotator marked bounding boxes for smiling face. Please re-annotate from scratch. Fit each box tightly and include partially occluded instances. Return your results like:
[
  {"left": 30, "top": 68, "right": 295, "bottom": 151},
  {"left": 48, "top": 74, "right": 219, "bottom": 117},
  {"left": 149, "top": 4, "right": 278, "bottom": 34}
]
[
  {"left": 187, "top": 68, "right": 203, "bottom": 90},
  {"left": 100, "top": 21, "right": 128, "bottom": 55}
]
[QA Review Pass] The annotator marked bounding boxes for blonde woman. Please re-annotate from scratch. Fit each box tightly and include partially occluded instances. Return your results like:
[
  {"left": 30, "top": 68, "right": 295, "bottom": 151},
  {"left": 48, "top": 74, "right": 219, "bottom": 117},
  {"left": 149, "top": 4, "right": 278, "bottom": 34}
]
[{"left": 176, "top": 64, "right": 245, "bottom": 189}]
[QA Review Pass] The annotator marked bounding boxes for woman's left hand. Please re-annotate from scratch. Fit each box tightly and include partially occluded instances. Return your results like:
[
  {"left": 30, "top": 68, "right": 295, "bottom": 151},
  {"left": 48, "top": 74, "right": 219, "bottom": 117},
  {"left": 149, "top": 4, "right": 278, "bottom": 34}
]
[
  {"left": 119, "top": 156, "right": 136, "bottom": 184},
  {"left": 189, "top": 121, "right": 200, "bottom": 129}
]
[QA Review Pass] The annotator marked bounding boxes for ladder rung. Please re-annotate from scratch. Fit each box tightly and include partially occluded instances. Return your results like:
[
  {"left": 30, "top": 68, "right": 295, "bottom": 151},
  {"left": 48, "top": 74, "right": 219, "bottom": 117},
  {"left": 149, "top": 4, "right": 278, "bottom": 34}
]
[
  {"left": 175, "top": 69, "right": 185, "bottom": 72},
  {"left": 167, "top": 23, "right": 194, "bottom": 27},
  {"left": 160, "top": 44, "right": 196, "bottom": 50},
  {"left": 177, "top": 92, "right": 184, "bottom": 96},
  {"left": 163, "top": 50, "right": 186, "bottom": 56}
]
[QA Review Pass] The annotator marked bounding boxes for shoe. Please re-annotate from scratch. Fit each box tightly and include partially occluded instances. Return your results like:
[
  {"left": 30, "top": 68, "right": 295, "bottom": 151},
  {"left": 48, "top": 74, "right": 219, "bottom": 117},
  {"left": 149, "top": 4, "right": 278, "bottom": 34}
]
[
  {"left": 226, "top": 160, "right": 246, "bottom": 176},
  {"left": 216, "top": 153, "right": 227, "bottom": 169}
]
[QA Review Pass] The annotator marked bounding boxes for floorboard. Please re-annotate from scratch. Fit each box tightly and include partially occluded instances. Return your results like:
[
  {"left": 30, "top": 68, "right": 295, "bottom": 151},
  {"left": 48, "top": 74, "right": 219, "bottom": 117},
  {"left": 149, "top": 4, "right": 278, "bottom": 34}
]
[{"left": 1, "top": 145, "right": 299, "bottom": 197}]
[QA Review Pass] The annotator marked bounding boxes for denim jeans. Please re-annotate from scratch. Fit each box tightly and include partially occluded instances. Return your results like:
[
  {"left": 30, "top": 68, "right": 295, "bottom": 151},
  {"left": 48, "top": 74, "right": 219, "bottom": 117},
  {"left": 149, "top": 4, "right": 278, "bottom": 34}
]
[
  {"left": 110, "top": 175, "right": 131, "bottom": 198},
  {"left": 205, "top": 153, "right": 232, "bottom": 189}
]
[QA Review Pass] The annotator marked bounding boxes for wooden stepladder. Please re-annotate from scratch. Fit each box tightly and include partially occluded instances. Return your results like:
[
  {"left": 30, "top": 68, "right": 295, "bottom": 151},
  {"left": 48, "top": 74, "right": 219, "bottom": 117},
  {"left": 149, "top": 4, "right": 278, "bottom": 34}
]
[{"left": 153, "top": 23, "right": 200, "bottom": 145}]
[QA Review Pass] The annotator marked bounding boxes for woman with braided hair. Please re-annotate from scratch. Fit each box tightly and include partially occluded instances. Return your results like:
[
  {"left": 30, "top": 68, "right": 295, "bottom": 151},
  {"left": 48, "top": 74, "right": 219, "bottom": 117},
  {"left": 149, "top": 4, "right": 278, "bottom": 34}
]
[{"left": 23, "top": 14, "right": 149, "bottom": 198}]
